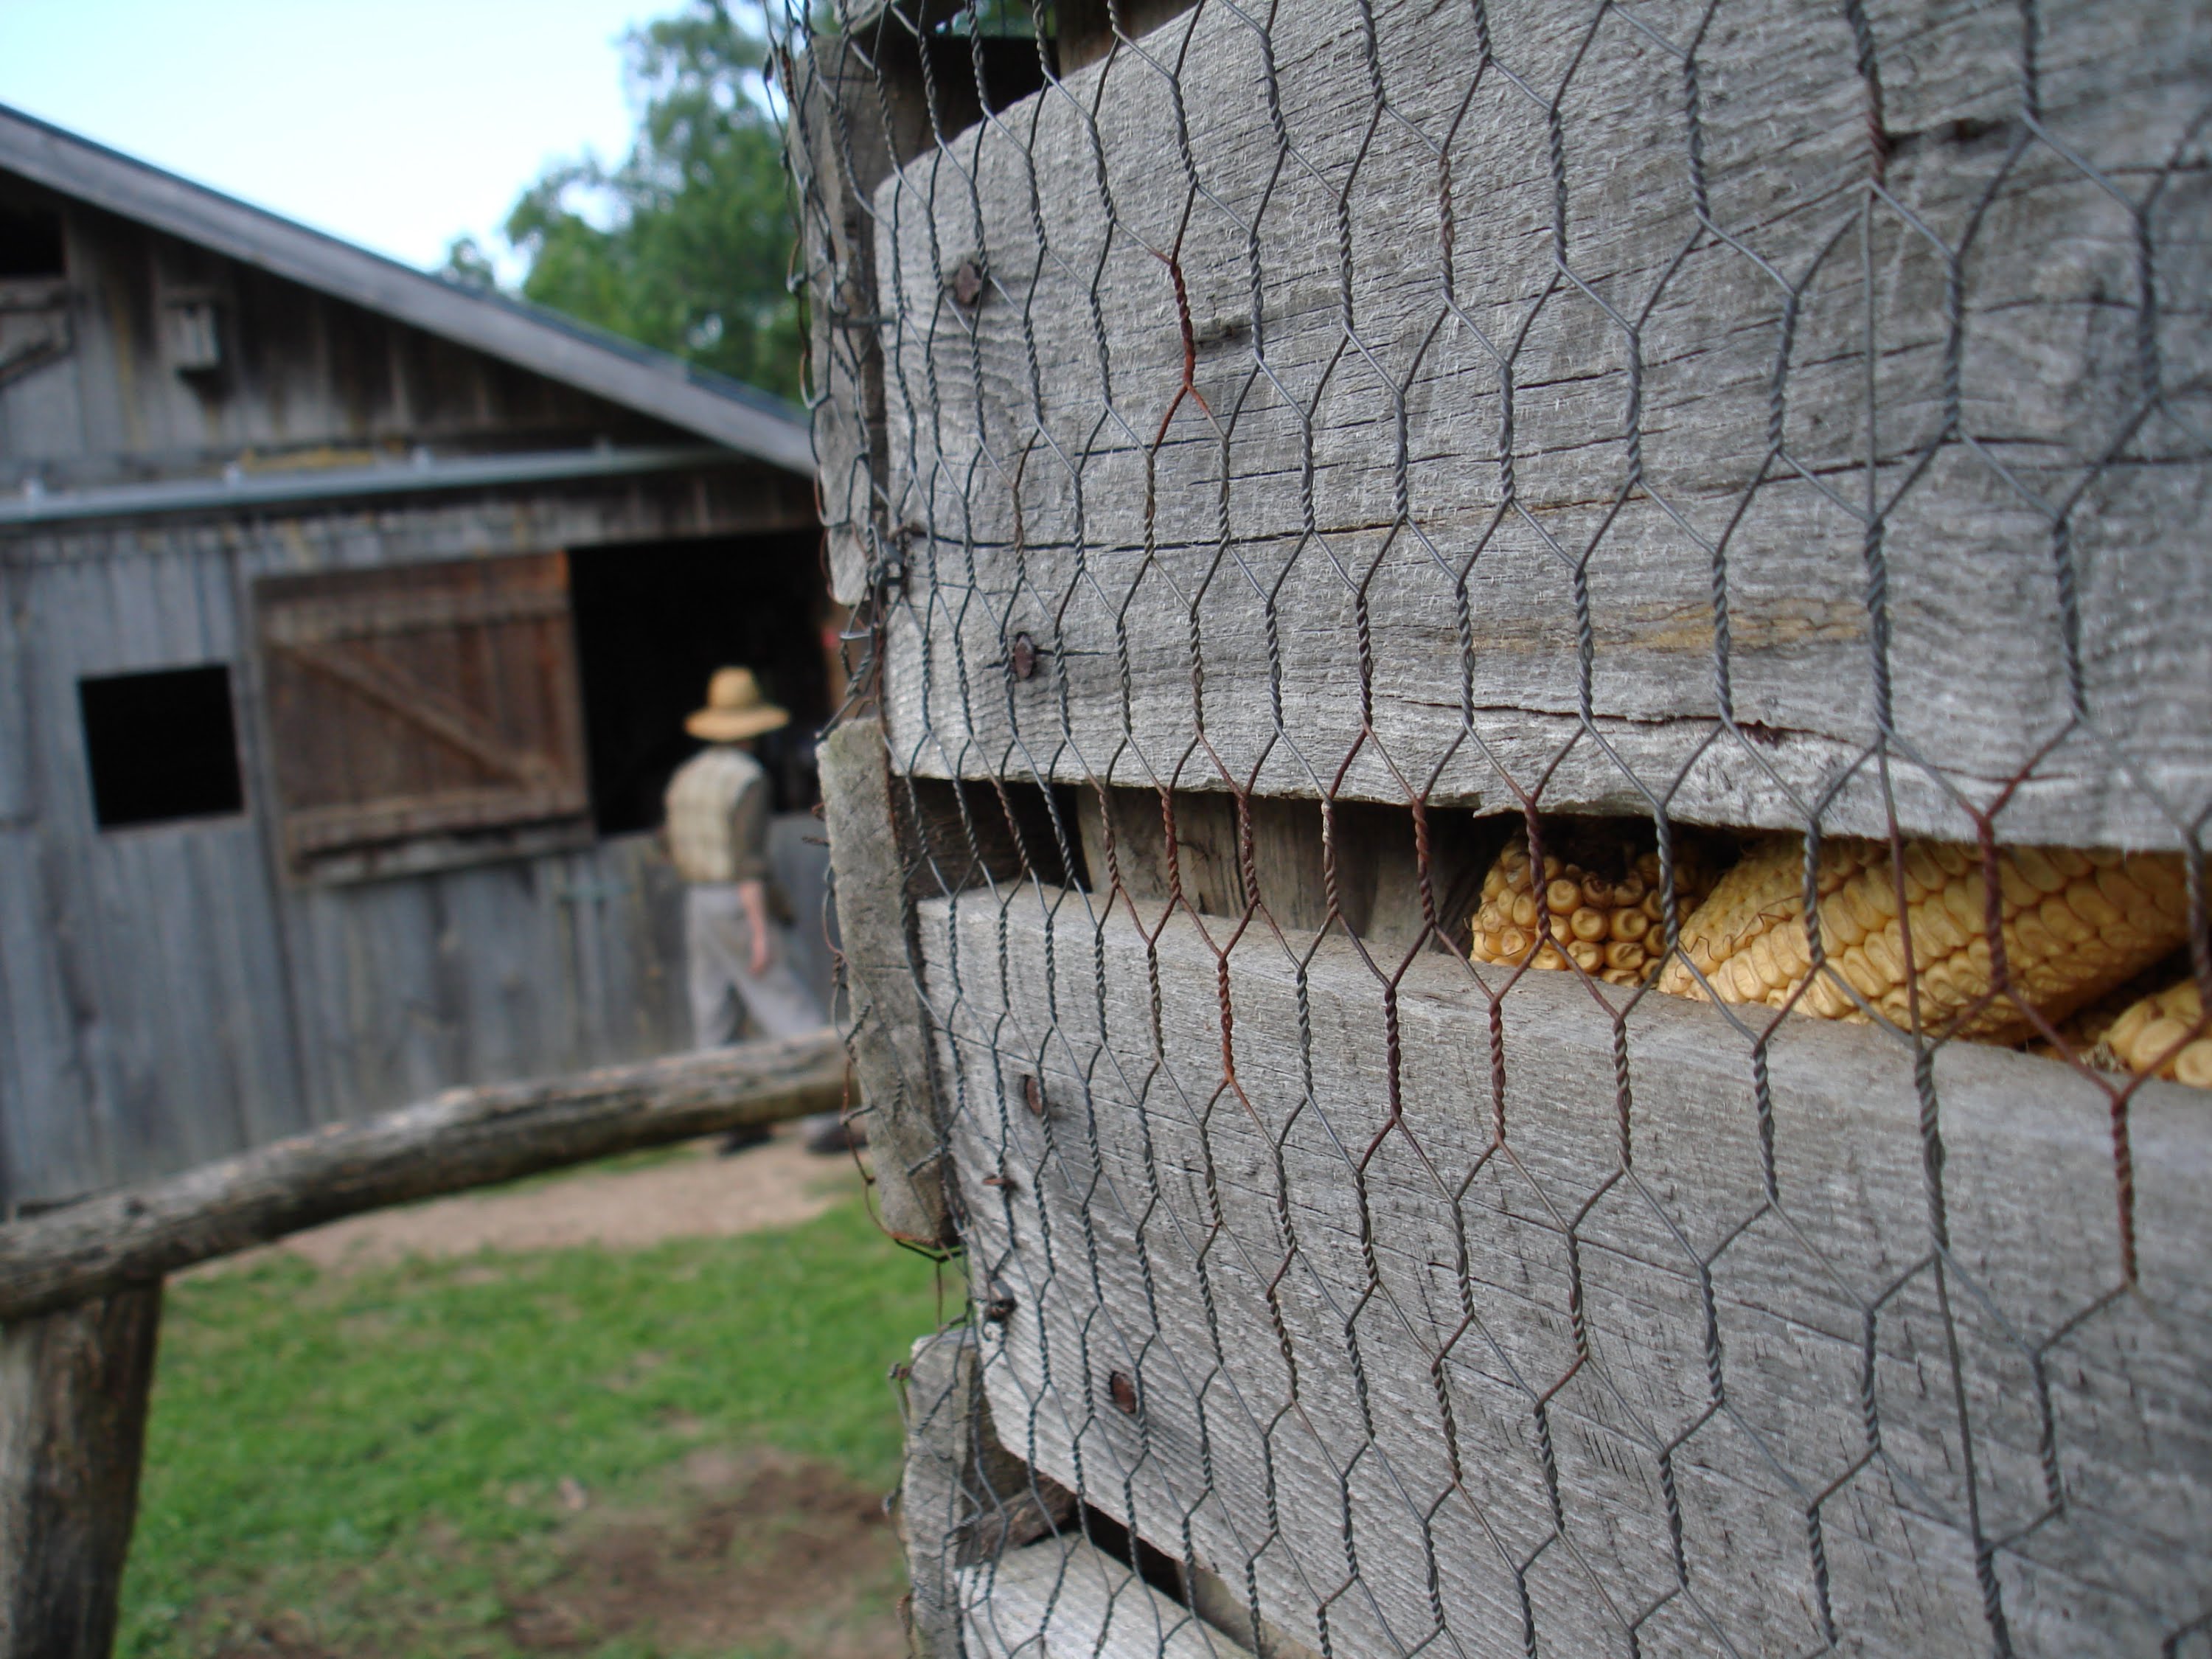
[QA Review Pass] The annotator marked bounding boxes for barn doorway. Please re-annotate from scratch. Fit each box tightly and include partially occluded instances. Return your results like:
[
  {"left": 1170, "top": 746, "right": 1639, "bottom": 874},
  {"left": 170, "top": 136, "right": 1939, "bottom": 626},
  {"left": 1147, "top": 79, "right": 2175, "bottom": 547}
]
[{"left": 568, "top": 531, "right": 832, "bottom": 838}]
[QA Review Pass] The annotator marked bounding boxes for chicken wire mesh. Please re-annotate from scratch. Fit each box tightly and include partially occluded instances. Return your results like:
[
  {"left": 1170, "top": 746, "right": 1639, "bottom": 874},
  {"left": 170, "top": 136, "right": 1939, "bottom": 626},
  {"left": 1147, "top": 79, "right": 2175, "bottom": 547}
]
[{"left": 774, "top": 0, "right": 2212, "bottom": 1653}]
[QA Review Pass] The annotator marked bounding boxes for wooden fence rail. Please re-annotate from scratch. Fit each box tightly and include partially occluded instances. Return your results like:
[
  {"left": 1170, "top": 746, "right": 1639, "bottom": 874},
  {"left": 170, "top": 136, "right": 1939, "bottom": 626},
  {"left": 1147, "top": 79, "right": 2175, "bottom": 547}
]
[{"left": 0, "top": 1031, "right": 845, "bottom": 1659}]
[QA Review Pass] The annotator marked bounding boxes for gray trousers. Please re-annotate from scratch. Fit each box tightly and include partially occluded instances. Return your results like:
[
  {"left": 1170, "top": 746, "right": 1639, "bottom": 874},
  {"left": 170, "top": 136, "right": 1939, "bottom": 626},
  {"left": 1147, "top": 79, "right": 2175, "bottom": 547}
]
[{"left": 685, "top": 883, "right": 828, "bottom": 1048}]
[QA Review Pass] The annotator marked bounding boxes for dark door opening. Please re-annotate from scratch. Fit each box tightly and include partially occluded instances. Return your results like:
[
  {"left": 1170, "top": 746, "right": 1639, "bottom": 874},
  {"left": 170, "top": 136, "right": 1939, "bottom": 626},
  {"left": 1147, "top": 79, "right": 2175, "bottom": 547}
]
[{"left": 568, "top": 531, "right": 832, "bottom": 838}]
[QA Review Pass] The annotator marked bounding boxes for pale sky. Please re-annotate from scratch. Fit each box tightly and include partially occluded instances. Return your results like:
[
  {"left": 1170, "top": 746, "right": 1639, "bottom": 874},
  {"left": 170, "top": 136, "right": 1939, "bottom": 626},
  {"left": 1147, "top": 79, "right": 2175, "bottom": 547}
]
[{"left": 0, "top": 0, "right": 661, "bottom": 274}]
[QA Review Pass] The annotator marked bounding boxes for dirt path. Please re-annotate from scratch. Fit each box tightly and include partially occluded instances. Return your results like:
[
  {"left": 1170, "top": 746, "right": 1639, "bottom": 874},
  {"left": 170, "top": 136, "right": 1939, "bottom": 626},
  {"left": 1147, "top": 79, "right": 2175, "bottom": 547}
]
[{"left": 200, "top": 1130, "right": 862, "bottom": 1276}]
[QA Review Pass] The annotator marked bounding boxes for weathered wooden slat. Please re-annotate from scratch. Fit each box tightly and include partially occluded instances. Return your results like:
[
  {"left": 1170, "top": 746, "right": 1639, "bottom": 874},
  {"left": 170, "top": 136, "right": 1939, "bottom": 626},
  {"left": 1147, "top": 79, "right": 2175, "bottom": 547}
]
[
  {"left": 0, "top": 1031, "right": 844, "bottom": 1324},
  {"left": 0, "top": 830, "right": 99, "bottom": 1210},
  {"left": 0, "top": 1286, "right": 160, "bottom": 1659},
  {"left": 259, "top": 580, "right": 569, "bottom": 647},
  {"left": 963, "top": 1534, "right": 1256, "bottom": 1659},
  {"left": 279, "top": 786, "right": 591, "bottom": 858},
  {"left": 0, "top": 568, "right": 28, "bottom": 826},
  {"left": 921, "top": 886, "right": 2212, "bottom": 1658},
  {"left": 869, "top": 0, "right": 2212, "bottom": 848},
  {"left": 785, "top": 38, "right": 900, "bottom": 610},
  {"left": 819, "top": 721, "right": 954, "bottom": 1245}
]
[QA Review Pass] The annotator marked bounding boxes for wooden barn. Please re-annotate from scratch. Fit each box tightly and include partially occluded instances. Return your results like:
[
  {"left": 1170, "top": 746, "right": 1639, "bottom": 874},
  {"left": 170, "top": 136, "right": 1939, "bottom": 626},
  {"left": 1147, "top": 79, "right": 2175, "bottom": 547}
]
[{"left": 0, "top": 105, "right": 834, "bottom": 1212}]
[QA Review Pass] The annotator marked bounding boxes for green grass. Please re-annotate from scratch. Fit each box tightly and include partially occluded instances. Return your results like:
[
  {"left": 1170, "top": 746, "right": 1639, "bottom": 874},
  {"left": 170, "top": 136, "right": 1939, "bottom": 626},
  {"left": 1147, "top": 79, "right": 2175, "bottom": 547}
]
[{"left": 119, "top": 1198, "right": 945, "bottom": 1658}]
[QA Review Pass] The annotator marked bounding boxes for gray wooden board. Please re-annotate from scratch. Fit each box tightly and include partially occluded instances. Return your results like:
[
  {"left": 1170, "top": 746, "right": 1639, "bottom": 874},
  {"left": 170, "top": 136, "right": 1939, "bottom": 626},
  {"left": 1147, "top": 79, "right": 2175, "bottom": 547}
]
[
  {"left": 0, "top": 829, "right": 97, "bottom": 1208},
  {"left": 278, "top": 835, "right": 691, "bottom": 1130},
  {"left": 821, "top": 720, "right": 953, "bottom": 1245},
  {"left": 0, "top": 566, "right": 28, "bottom": 824},
  {"left": 964, "top": 1534, "right": 1256, "bottom": 1659},
  {"left": 869, "top": 0, "right": 2212, "bottom": 848},
  {"left": 786, "top": 49, "right": 900, "bottom": 610},
  {"left": 918, "top": 886, "right": 2212, "bottom": 1658}
]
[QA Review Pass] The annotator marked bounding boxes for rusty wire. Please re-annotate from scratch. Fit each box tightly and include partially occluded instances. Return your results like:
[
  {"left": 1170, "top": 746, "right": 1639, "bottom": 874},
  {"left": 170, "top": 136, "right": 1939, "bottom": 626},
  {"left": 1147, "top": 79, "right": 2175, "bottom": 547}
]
[{"left": 778, "top": 1, "right": 2212, "bottom": 1654}]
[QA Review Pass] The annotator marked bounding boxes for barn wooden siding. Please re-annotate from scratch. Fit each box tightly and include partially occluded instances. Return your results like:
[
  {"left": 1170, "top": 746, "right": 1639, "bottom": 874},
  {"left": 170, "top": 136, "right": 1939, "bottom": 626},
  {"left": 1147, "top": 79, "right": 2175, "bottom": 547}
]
[
  {"left": 0, "top": 176, "right": 830, "bottom": 1208},
  {"left": 0, "top": 181, "right": 687, "bottom": 492},
  {"left": 0, "top": 472, "right": 824, "bottom": 1208}
]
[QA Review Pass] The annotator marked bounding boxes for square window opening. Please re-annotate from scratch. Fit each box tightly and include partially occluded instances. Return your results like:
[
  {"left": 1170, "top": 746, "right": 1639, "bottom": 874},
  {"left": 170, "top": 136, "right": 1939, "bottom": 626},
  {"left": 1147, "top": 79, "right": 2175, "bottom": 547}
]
[
  {"left": 0, "top": 204, "right": 65, "bottom": 279},
  {"left": 79, "top": 664, "right": 245, "bottom": 829}
]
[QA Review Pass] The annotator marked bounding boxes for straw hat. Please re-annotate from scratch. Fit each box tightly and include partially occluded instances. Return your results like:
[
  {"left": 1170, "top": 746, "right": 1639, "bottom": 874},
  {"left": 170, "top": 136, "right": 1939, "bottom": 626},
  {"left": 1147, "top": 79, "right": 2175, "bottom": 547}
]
[{"left": 686, "top": 667, "right": 790, "bottom": 742}]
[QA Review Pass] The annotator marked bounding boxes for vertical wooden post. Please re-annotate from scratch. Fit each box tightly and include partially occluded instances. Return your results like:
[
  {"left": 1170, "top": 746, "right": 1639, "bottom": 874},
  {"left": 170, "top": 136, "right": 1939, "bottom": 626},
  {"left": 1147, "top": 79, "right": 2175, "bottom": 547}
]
[
  {"left": 899, "top": 1329, "right": 1074, "bottom": 1659},
  {"left": 819, "top": 725, "right": 955, "bottom": 1247},
  {"left": 0, "top": 1287, "right": 161, "bottom": 1659}
]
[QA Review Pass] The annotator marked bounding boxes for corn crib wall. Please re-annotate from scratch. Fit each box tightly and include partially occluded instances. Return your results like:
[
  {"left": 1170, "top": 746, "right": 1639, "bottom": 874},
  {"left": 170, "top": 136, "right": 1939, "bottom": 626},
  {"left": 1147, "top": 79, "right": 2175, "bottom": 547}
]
[{"left": 778, "top": 1, "right": 2212, "bottom": 1654}]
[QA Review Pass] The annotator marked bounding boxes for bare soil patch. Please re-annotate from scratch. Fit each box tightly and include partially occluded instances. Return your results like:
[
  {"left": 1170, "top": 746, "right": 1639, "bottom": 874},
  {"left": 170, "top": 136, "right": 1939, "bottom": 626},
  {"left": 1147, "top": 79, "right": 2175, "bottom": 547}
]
[
  {"left": 198, "top": 1130, "right": 858, "bottom": 1276},
  {"left": 504, "top": 1446, "right": 905, "bottom": 1656}
]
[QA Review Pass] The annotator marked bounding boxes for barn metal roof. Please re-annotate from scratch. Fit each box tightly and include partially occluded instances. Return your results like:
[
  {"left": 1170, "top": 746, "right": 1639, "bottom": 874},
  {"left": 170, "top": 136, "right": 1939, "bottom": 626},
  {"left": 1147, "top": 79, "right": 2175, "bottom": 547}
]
[{"left": 0, "top": 103, "right": 815, "bottom": 476}]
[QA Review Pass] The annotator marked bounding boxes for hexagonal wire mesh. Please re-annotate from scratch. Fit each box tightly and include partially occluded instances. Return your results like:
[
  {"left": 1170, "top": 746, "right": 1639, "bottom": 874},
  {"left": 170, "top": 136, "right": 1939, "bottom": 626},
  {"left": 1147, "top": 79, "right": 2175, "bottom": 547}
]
[{"left": 775, "top": 0, "right": 2212, "bottom": 1653}]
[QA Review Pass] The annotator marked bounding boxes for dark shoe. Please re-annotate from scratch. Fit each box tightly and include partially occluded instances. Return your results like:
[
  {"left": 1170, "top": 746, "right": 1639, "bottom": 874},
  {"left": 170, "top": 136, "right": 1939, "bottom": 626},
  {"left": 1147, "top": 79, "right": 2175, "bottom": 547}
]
[
  {"left": 717, "top": 1124, "right": 773, "bottom": 1157},
  {"left": 803, "top": 1113, "right": 866, "bottom": 1155}
]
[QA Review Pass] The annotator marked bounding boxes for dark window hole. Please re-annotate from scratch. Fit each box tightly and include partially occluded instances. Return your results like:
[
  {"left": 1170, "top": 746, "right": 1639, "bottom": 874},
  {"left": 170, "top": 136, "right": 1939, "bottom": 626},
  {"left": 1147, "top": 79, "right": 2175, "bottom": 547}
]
[
  {"left": 78, "top": 665, "right": 245, "bottom": 829},
  {"left": 0, "top": 203, "right": 63, "bottom": 279}
]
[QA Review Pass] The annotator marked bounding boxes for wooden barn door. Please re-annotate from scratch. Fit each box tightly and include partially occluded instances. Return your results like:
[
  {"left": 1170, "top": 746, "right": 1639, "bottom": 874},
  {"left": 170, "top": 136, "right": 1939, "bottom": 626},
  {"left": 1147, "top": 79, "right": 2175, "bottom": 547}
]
[{"left": 254, "top": 553, "right": 592, "bottom": 881}]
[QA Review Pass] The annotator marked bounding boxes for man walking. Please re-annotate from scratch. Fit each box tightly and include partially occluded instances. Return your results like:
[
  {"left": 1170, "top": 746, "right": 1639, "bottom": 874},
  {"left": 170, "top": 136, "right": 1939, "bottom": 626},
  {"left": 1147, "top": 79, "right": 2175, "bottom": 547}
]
[{"left": 664, "top": 667, "right": 846, "bottom": 1152}]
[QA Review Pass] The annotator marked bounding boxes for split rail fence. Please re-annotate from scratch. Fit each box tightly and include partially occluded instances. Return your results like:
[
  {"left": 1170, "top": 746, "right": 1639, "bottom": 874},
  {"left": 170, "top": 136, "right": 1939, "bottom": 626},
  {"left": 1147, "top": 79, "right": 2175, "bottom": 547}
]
[
  {"left": 0, "top": 1033, "right": 845, "bottom": 1659},
  {"left": 781, "top": 0, "right": 2212, "bottom": 1654}
]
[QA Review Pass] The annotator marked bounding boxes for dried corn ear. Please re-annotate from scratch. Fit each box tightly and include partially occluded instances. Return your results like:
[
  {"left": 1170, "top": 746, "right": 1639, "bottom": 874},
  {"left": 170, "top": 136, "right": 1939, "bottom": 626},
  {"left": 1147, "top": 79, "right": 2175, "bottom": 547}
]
[
  {"left": 1469, "top": 831, "right": 1712, "bottom": 987},
  {"left": 2024, "top": 958, "right": 2182, "bottom": 1062},
  {"left": 2099, "top": 978, "right": 2212, "bottom": 1088},
  {"left": 1655, "top": 835, "right": 2193, "bottom": 1043}
]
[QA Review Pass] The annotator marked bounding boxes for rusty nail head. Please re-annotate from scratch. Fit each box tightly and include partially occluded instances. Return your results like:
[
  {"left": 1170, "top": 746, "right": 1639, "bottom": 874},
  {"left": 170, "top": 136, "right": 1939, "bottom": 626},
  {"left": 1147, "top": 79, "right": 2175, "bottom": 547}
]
[
  {"left": 983, "top": 1293, "right": 1017, "bottom": 1324},
  {"left": 950, "top": 259, "right": 984, "bottom": 307},
  {"left": 1010, "top": 631, "right": 1038, "bottom": 681},
  {"left": 1022, "top": 1074, "right": 1043, "bottom": 1116},
  {"left": 1108, "top": 1370, "right": 1138, "bottom": 1415}
]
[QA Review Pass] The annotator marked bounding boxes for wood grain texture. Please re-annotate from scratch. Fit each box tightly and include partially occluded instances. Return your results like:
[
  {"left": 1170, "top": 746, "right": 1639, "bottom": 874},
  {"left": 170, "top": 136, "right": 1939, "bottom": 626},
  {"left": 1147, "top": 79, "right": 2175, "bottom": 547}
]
[
  {"left": 922, "top": 885, "right": 2212, "bottom": 1658},
  {"left": 0, "top": 1285, "right": 159, "bottom": 1659},
  {"left": 821, "top": 721, "right": 956, "bottom": 1245},
  {"left": 869, "top": 0, "right": 2212, "bottom": 848},
  {"left": 963, "top": 1535, "right": 1256, "bottom": 1659},
  {"left": 786, "top": 44, "right": 900, "bottom": 611},
  {"left": 0, "top": 1032, "right": 843, "bottom": 1323}
]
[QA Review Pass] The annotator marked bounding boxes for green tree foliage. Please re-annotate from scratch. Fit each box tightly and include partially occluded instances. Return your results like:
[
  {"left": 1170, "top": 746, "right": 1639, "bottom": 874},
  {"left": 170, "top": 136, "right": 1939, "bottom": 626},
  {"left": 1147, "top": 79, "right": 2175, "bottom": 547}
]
[{"left": 450, "top": 1, "right": 801, "bottom": 401}]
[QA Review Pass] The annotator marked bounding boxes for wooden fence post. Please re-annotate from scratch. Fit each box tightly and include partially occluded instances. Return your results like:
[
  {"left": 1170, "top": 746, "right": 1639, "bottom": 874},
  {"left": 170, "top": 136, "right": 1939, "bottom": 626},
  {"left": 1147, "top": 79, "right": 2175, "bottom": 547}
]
[{"left": 0, "top": 1286, "right": 161, "bottom": 1659}]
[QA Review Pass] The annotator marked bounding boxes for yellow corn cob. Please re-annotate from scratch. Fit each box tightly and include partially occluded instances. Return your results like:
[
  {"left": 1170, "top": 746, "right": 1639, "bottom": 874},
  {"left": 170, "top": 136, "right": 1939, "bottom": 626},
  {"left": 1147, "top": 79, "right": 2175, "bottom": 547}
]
[
  {"left": 1655, "top": 834, "right": 2193, "bottom": 1043},
  {"left": 2098, "top": 978, "right": 2212, "bottom": 1088},
  {"left": 1469, "top": 832, "right": 1713, "bottom": 987}
]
